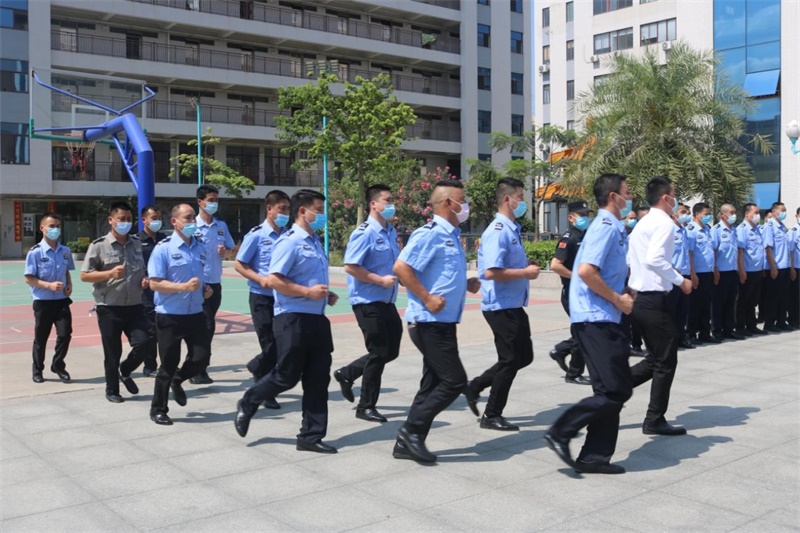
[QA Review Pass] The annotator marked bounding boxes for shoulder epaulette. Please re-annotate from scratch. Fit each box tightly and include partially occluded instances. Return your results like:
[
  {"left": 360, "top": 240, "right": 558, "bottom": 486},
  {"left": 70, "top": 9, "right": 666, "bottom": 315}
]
[
  {"left": 130, "top": 234, "right": 140, "bottom": 240},
  {"left": 602, "top": 219, "right": 612, "bottom": 225},
  {"left": 285, "top": 229, "right": 295, "bottom": 237},
  {"left": 713, "top": 222, "right": 721, "bottom": 229},
  {"left": 562, "top": 231, "right": 571, "bottom": 239},
  {"left": 155, "top": 236, "right": 171, "bottom": 246},
  {"left": 92, "top": 237, "right": 104, "bottom": 243},
  {"left": 30, "top": 243, "right": 40, "bottom": 250},
  {"left": 358, "top": 222, "right": 369, "bottom": 230},
  {"left": 248, "top": 224, "right": 262, "bottom": 233},
  {"left": 687, "top": 222, "right": 696, "bottom": 229},
  {"left": 494, "top": 221, "right": 504, "bottom": 230},
  {"left": 423, "top": 221, "right": 436, "bottom": 229}
]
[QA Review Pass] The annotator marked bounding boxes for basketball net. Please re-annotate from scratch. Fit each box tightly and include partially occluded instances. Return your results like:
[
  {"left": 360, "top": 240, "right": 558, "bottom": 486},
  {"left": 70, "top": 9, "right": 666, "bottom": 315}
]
[{"left": 65, "top": 132, "right": 96, "bottom": 178}]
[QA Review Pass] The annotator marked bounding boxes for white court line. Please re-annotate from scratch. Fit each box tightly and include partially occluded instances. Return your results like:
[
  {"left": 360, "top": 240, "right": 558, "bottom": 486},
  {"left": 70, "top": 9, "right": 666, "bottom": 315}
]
[{"left": 10, "top": 326, "right": 21, "bottom": 333}]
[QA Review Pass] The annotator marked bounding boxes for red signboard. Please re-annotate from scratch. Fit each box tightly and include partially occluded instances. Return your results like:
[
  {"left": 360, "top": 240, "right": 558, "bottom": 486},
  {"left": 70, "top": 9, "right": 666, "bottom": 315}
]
[
  {"left": 14, "top": 201, "right": 22, "bottom": 242},
  {"left": 48, "top": 201, "right": 56, "bottom": 213}
]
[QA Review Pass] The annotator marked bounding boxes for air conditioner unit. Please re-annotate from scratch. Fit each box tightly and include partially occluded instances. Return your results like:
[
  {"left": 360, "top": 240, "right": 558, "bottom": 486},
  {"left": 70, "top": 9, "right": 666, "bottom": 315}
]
[
  {"left": 538, "top": 64, "right": 550, "bottom": 73},
  {"left": 661, "top": 41, "right": 672, "bottom": 51},
  {"left": 613, "top": 51, "right": 621, "bottom": 57},
  {"left": 590, "top": 55, "right": 599, "bottom": 63}
]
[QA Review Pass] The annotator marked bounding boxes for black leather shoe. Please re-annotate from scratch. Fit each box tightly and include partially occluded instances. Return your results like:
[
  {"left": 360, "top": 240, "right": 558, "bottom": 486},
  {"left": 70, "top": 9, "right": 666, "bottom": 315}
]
[
  {"left": 764, "top": 325, "right": 782, "bottom": 333},
  {"left": 574, "top": 460, "right": 625, "bottom": 474},
  {"left": 333, "top": 369, "right": 355, "bottom": 403},
  {"left": 53, "top": 370, "right": 71, "bottom": 382},
  {"left": 642, "top": 421, "right": 687, "bottom": 436},
  {"left": 356, "top": 408, "right": 388, "bottom": 423},
  {"left": 698, "top": 334, "right": 722, "bottom": 344},
  {"left": 397, "top": 427, "right": 436, "bottom": 463},
  {"left": 189, "top": 371, "right": 214, "bottom": 385},
  {"left": 630, "top": 345, "right": 645, "bottom": 357},
  {"left": 544, "top": 432, "right": 574, "bottom": 468},
  {"left": 723, "top": 331, "right": 746, "bottom": 340},
  {"left": 392, "top": 439, "right": 414, "bottom": 460},
  {"left": 565, "top": 375, "right": 592, "bottom": 385},
  {"left": 296, "top": 439, "right": 337, "bottom": 454},
  {"left": 234, "top": 400, "right": 251, "bottom": 438},
  {"left": 142, "top": 367, "right": 157, "bottom": 378},
  {"left": 32, "top": 373, "right": 44, "bottom": 383},
  {"left": 746, "top": 327, "right": 768, "bottom": 336},
  {"left": 120, "top": 373, "right": 139, "bottom": 395},
  {"left": 776, "top": 324, "right": 793, "bottom": 332},
  {"left": 171, "top": 380, "right": 187, "bottom": 407},
  {"left": 262, "top": 398, "right": 281, "bottom": 410},
  {"left": 463, "top": 384, "right": 480, "bottom": 417},
  {"left": 549, "top": 349, "right": 569, "bottom": 373},
  {"left": 106, "top": 393, "right": 124, "bottom": 403},
  {"left": 679, "top": 339, "right": 695, "bottom": 349},
  {"left": 480, "top": 414, "right": 519, "bottom": 431},
  {"left": 150, "top": 412, "right": 173, "bottom": 425}
]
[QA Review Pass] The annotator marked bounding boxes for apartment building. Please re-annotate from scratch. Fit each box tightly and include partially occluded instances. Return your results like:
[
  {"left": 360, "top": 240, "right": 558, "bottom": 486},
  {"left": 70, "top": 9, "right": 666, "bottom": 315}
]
[{"left": 0, "top": 0, "right": 532, "bottom": 257}]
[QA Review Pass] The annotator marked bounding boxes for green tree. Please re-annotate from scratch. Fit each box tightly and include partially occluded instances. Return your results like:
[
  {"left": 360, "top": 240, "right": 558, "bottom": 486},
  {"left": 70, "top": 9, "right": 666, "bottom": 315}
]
[
  {"left": 564, "top": 42, "right": 773, "bottom": 207},
  {"left": 275, "top": 73, "right": 417, "bottom": 224},
  {"left": 464, "top": 159, "right": 503, "bottom": 228},
  {"left": 170, "top": 127, "right": 255, "bottom": 198}
]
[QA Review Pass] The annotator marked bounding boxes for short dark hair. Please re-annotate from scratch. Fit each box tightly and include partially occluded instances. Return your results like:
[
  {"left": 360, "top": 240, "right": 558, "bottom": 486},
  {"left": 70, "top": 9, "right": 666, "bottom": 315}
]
[
  {"left": 291, "top": 189, "right": 326, "bottom": 220},
  {"left": 366, "top": 183, "right": 391, "bottom": 205},
  {"left": 796, "top": 207, "right": 800, "bottom": 216},
  {"left": 495, "top": 177, "right": 525, "bottom": 204},
  {"left": 265, "top": 189, "right": 290, "bottom": 207},
  {"left": 593, "top": 174, "right": 626, "bottom": 207},
  {"left": 743, "top": 203, "right": 758, "bottom": 215},
  {"left": 40, "top": 212, "right": 62, "bottom": 225},
  {"left": 770, "top": 202, "right": 784, "bottom": 212},
  {"left": 196, "top": 184, "right": 219, "bottom": 200},
  {"left": 644, "top": 176, "right": 672, "bottom": 206},
  {"left": 170, "top": 203, "right": 194, "bottom": 219},
  {"left": 140, "top": 205, "right": 160, "bottom": 217},
  {"left": 679, "top": 203, "right": 690, "bottom": 210},
  {"left": 636, "top": 205, "right": 651, "bottom": 215},
  {"left": 433, "top": 179, "right": 464, "bottom": 198},
  {"left": 692, "top": 202, "right": 710, "bottom": 216},
  {"left": 110, "top": 201, "right": 133, "bottom": 216}
]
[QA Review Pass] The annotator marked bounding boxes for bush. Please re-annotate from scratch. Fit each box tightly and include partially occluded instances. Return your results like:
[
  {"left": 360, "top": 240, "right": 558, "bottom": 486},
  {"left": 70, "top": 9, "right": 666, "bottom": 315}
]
[
  {"left": 328, "top": 249, "right": 345, "bottom": 267},
  {"left": 66, "top": 240, "right": 89, "bottom": 254},
  {"left": 524, "top": 240, "right": 557, "bottom": 269}
]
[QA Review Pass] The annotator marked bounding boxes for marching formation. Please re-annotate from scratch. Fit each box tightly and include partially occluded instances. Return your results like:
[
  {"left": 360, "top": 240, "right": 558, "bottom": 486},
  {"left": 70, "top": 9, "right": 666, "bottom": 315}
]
[{"left": 23, "top": 176, "right": 800, "bottom": 472}]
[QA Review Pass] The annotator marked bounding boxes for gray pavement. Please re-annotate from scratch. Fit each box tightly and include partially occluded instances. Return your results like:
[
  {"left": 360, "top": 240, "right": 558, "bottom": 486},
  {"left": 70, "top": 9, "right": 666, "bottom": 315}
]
[{"left": 1, "top": 274, "right": 799, "bottom": 532}]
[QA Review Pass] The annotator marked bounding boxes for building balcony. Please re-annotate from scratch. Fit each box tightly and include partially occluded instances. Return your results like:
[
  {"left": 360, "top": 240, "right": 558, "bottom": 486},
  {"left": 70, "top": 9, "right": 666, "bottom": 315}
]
[{"left": 410, "top": 0, "right": 461, "bottom": 9}]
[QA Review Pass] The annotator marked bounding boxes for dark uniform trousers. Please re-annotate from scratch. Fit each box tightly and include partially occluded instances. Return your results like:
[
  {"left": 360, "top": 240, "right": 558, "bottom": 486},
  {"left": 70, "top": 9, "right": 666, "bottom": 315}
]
[
  {"left": 667, "top": 276, "right": 691, "bottom": 340},
  {"left": 736, "top": 271, "right": 763, "bottom": 331},
  {"left": 186, "top": 282, "right": 222, "bottom": 369},
  {"left": 404, "top": 322, "right": 467, "bottom": 437},
  {"left": 241, "top": 313, "right": 333, "bottom": 444},
  {"left": 688, "top": 272, "right": 713, "bottom": 337},
  {"left": 762, "top": 268, "right": 790, "bottom": 328},
  {"left": 630, "top": 292, "right": 680, "bottom": 426},
  {"left": 95, "top": 304, "right": 149, "bottom": 396},
  {"left": 712, "top": 270, "right": 738, "bottom": 334},
  {"left": 152, "top": 312, "right": 211, "bottom": 415},
  {"left": 789, "top": 273, "right": 799, "bottom": 328},
  {"left": 338, "top": 302, "right": 403, "bottom": 409},
  {"left": 141, "top": 289, "right": 158, "bottom": 370},
  {"left": 471, "top": 308, "right": 533, "bottom": 417},
  {"left": 32, "top": 299, "right": 73, "bottom": 374},
  {"left": 549, "top": 322, "right": 632, "bottom": 464},
  {"left": 246, "top": 293, "right": 277, "bottom": 378},
  {"left": 552, "top": 286, "right": 586, "bottom": 378}
]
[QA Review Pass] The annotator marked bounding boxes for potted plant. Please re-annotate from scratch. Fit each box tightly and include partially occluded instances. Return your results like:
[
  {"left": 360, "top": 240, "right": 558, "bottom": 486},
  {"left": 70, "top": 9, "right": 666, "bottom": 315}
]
[{"left": 66, "top": 240, "right": 90, "bottom": 261}]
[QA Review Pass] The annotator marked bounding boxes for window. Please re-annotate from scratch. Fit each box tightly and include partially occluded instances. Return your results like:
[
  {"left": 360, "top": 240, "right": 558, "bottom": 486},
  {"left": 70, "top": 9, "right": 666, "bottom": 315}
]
[
  {"left": 478, "top": 0, "right": 489, "bottom": 4},
  {"left": 640, "top": 18, "right": 676, "bottom": 46},
  {"left": 511, "top": 31, "right": 523, "bottom": 54},
  {"left": 640, "top": 0, "right": 657, "bottom": 3},
  {"left": 594, "top": 74, "right": 610, "bottom": 85},
  {"left": 1, "top": 122, "right": 29, "bottom": 164},
  {"left": 542, "top": 84, "right": 551, "bottom": 105},
  {"left": 593, "top": 27, "right": 633, "bottom": 54},
  {"left": 0, "top": 58, "right": 28, "bottom": 92},
  {"left": 542, "top": 7, "right": 550, "bottom": 28},
  {"left": 478, "top": 153, "right": 492, "bottom": 161},
  {"left": 566, "top": 1, "right": 574, "bottom": 22},
  {"left": 478, "top": 110, "right": 492, "bottom": 133},
  {"left": 567, "top": 80, "right": 575, "bottom": 101},
  {"left": 510, "top": 0, "right": 522, "bottom": 13},
  {"left": 478, "top": 67, "right": 491, "bottom": 90},
  {"left": 566, "top": 120, "right": 575, "bottom": 131},
  {"left": 566, "top": 40, "right": 574, "bottom": 61},
  {"left": 0, "top": 0, "right": 27, "bottom": 30},
  {"left": 512, "top": 114, "right": 524, "bottom": 136},
  {"left": 226, "top": 145, "right": 260, "bottom": 182},
  {"left": 511, "top": 72, "right": 524, "bottom": 95},
  {"left": 542, "top": 45, "right": 550, "bottom": 64},
  {"left": 593, "top": 0, "right": 632, "bottom": 15},
  {"left": 478, "top": 24, "right": 491, "bottom": 47}
]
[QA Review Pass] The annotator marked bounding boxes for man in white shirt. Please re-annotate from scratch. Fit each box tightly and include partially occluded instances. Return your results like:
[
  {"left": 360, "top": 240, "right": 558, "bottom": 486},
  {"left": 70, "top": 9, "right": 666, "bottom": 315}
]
[{"left": 627, "top": 176, "right": 693, "bottom": 436}]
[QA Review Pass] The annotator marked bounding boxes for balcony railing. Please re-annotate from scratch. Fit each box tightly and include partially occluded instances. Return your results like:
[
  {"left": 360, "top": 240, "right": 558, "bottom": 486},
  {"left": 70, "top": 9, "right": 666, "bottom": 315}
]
[
  {"left": 125, "top": 0, "right": 460, "bottom": 53},
  {"left": 53, "top": 161, "right": 173, "bottom": 182},
  {"left": 411, "top": 0, "right": 461, "bottom": 9},
  {"left": 406, "top": 123, "right": 461, "bottom": 142},
  {"left": 51, "top": 31, "right": 461, "bottom": 98}
]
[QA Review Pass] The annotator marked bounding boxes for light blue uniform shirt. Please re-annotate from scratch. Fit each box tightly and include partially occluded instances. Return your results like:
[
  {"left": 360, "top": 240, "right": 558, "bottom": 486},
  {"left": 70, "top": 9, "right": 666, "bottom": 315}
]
[
  {"left": 790, "top": 223, "right": 800, "bottom": 268},
  {"left": 196, "top": 216, "right": 235, "bottom": 283},
  {"left": 763, "top": 218, "right": 791, "bottom": 269},
  {"left": 736, "top": 221, "right": 765, "bottom": 272},
  {"left": 344, "top": 216, "right": 399, "bottom": 305},
  {"left": 399, "top": 215, "right": 467, "bottom": 324},
  {"left": 269, "top": 225, "right": 329, "bottom": 316},
  {"left": 148, "top": 234, "right": 208, "bottom": 315},
  {"left": 569, "top": 209, "right": 628, "bottom": 324},
  {"left": 479, "top": 213, "right": 529, "bottom": 311},
  {"left": 672, "top": 224, "right": 692, "bottom": 276},
  {"left": 24, "top": 239, "right": 75, "bottom": 301},
  {"left": 236, "top": 220, "right": 284, "bottom": 297},
  {"left": 711, "top": 221, "right": 738, "bottom": 272},
  {"left": 687, "top": 221, "right": 714, "bottom": 273}
]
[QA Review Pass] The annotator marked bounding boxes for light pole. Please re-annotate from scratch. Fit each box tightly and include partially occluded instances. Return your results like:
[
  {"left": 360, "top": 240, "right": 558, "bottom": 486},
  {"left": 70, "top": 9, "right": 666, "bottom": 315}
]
[
  {"left": 787, "top": 120, "right": 800, "bottom": 155},
  {"left": 322, "top": 114, "right": 329, "bottom": 256},
  {"left": 189, "top": 97, "right": 202, "bottom": 185}
]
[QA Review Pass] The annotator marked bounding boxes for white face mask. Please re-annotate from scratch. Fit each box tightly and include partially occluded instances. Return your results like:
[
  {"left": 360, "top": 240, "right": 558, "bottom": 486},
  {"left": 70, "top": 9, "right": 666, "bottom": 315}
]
[
  {"left": 752, "top": 214, "right": 761, "bottom": 224},
  {"left": 450, "top": 199, "right": 470, "bottom": 224}
]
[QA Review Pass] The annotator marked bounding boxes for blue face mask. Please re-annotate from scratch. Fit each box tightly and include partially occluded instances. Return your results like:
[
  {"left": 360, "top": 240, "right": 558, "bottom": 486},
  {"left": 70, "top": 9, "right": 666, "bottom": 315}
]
[
  {"left": 274, "top": 213, "right": 290, "bottom": 228},
  {"left": 308, "top": 212, "right": 327, "bottom": 232},
  {"left": 574, "top": 216, "right": 590, "bottom": 230},
  {"left": 678, "top": 214, "right": 692, "bottom": 224},
  {"left": 203, "top": 202, "right": 218, "bottom": 216},
  {"left": 777, "top": 212, "right": 787, "bottom": 221},
  {"left": 115, "top": 221, "right": 132, "bottom": 235},
  {"left": 148, "top": 220, "right": 162, "bottom": 232},
  {"left": 512, "top": 200, "right": 528, "bottom": 218},
  {"left": 701, "top": 214, "right": 713, "bottom": 225},
  {"left": 618, "top": 197, "right": 633, "bottom": 218},
  {"left": 180, "top": 222, "right": 197, "bottom": 238},
  {"left": 45, "top": 227, "right": 61, "bottom": 241},
  {"left": 626, "top": 218, "right": 637, "bottom": 228},
  {"left": 380, "top": 204, "right": 396, "bottom": 220}
]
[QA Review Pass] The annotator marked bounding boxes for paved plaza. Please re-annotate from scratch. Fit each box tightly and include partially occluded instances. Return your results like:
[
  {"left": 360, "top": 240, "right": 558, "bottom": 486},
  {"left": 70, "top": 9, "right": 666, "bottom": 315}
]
[{"left": 1, "top": 264, "right": 798, "bottom": 532}]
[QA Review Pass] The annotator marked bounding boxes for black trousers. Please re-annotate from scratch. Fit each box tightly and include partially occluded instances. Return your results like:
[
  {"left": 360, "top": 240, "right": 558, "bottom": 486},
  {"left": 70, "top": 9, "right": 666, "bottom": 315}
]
[
  {"left": 762, "top": 268, "right": 790, "bottom": 328},
  {"left": 31, "top": 298, "right": 72, "bottom": 374},
  {"left": 338, "top": 302, "right": 403, "bottom": 409},
  {"left": 96, "top": 305, "right": 149, "bottom": 395},
  {"left": 712, "top": 270, "right": 738, "bottom": 334},
  {"left": 736, "top": 270, "right": 763, "bottom": 331},
  {"left": 152, "top": 312, "right": 211, "bottom": 415},
  {"left": 549, "top": 322, "right": 632, "bottom": 464},
  {"left": 667, "top": 276, "right": 691, "bottom": 340},
  {"left": 403, "top": 322, "right": 467, "bottom": 436},
  {"left": 241, "top": 313, "right": 333, "bottom": 443},
  {"left": 141, "top": 290, "right": 158, "bottom": 370},
  {"left": 471, "top": 308, "right": 533, "bottom": 417},
  {"left": 630, "top": 292, "right": 680, "bottom": 426},
  {"left": 552, "top": 287, "right": 586, "bottom": 378},
  {"left": 688, "top": 272, "right": 713, "bottom": 337},
  {"left": 788, "top": 271, "right": 799, "bottom": 328},
  {"left": 186, "top": 282, "right": 222, "bottom": 370},
  {"left": 245, "top": 293, "right": 277, "bottom": 379}
]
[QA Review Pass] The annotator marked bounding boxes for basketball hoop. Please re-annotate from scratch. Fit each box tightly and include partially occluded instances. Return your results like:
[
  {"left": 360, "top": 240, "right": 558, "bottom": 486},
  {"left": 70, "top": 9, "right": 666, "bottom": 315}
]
[{"left": 65, "top": 132, "right": 96, "bottom": 178}]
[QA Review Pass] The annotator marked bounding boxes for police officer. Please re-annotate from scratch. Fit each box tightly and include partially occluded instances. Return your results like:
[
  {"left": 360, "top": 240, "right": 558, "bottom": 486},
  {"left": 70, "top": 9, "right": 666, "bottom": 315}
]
[
  {"left": 710, "top": 204, "right": 743, "bottom": 340},
  {"left": 762, "top": 202, "right": 792, "bottom": 332},
  {"left": 391, "top": 180, "right": 481, "bottom": 464},
  {"left": 148, "top": 203, "right": 213, "bottom": 425},
  {"left": 24, "top": 212, "right": 74, "bottom": 383},
  {"left": 670, "top": 203, "right": 695, "bottom": 349},
  {"left": 190, "top": 184, "right": 235, "bottom": 384},
  {"left": 234, "top": 190, "right": 339, "bottom": 454},
  {"left": 549, "top": 200, "right": 592, "bottom": 385},
  {"left": 757, "top": 211, "right": 773, "bottom": 324},
  {"left": 735, "top": 203, "right": 766, "bottom": 335},
  {"left": 789, "top": 207, "right": 800, "bottom": 329},
  {"left": 333, "top": 184, "right": 402, "bottom": 423},
  {"left": 234, "top": 189, "right": 291, "bottom": 410},
  {"left": 544, "top": 174, "right": 635, "bottom": 475},
  {"left": 137, "top": 205, "right": 167, "bottom": 377},
  {"left": 687, "top": 202, "right": 720, "bottom": 344},
  {"left": 80, "top": 201, "right": 148, "bottom": 403},
  {"left": 466, "top": 178, "right": 539, "bottom": 431}
]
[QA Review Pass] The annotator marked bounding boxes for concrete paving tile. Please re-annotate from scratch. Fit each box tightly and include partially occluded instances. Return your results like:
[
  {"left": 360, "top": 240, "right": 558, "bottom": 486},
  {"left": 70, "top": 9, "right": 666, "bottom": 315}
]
[
  {"left": 15, "top": 425, "right": 119, "bottom": 454},
  {"left": 348, "top": 511, "right": 452, "bottom": 532},
  {"left": 0, "top": 501, "right": 135, "bottom": 533},
  {"left": 100, "top": 415, "right": 198, "bottom": 440},
  {"left": 0, "top": 398, "right": 69, "bottom": 421},
  {"left": 758, "top": 506, "right": 800, "bottom": 529},
  {"left": 0, "top": 431, "right": 34, "bottom": 460},
  {"left": 210, "top": 463, "right": 336, "bottom": 506},
  {"left": 2, "top": 411, "right": 93, "bottom": 436},
  {"left": 0, "top": 477, "right": 95, "bottom": 521},
  {"left": 1, "top": 454, "right": 63, "bottom": 487},
  {"left": 292, "top": 444, "right": 413, "bottom": 486},
  {"left": 71, "top": 459, "right": 192, "bottom": 500},
  {"left": 161, "top": 507, "right": 297, "bottom": 532},
  {"left": 765, "top": 439, "right": 800, "bottom": 459},
  {"left": 722, "top": 450, "right": 800, "bottom": 485},
  {"left": 42, "top": 440, "right": 156, "bottom": 476},
  {"left": 166, "top": 445, "right": 283, "bottom": 480},
  {"left": 540, "top": 517, "right": 638, "bottom": 532},
  {"left": 730, "top": 518, "right": 799, "bottom": 532},
  {"left": 130, "top": 428, "right": 237, "bottom": 459}
]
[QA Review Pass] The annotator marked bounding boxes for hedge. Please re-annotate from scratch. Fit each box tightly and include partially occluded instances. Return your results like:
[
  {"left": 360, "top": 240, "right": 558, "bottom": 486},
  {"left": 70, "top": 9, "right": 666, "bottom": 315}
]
[{"left": 524, "top": 240, "right": 558, "bottom": 268}]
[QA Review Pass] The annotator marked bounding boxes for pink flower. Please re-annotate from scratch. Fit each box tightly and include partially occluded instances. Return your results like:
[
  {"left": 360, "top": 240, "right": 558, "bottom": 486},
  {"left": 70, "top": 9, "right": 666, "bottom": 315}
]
[{"left": 421, "top": 182, "right": 430, "bottom": 189}]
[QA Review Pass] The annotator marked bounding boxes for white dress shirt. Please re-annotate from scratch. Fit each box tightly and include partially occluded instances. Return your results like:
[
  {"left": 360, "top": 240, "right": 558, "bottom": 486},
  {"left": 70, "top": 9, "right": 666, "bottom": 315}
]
[{"left": 628, "top": 207, "right": 685, "bottom": 291}]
